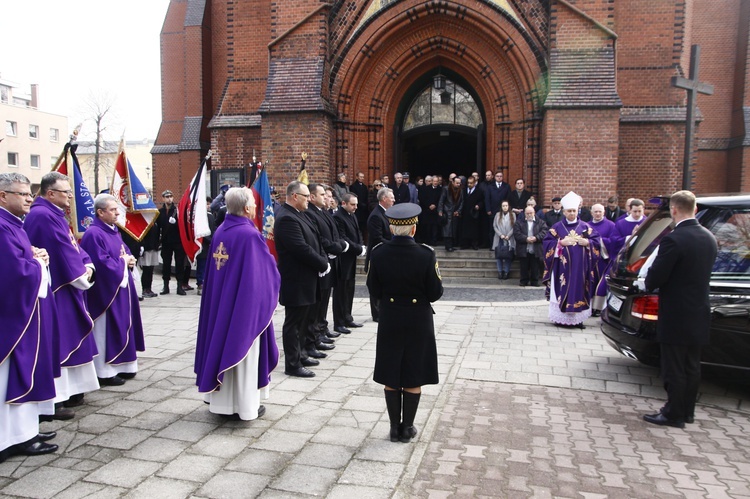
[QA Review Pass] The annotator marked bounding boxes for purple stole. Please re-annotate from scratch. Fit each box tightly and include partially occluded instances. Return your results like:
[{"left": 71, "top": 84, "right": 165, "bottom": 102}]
[
  {"left": 542, "top": 219, "right": 601, "bottom": 313},
  {"left": 0, "top": 209, "right": 57, "bottom": 403},
  {"left": 590, "top": 218, "right": 617, "bottom": 299},
  {"left": 80, "top": 218, "right": 145, "bottom": 365},
  {"left": 24, "top": 197, "right": 98, "bottom": 367},
  {"left": 194, "top": 215, "right": 280, "bottom": 392}
]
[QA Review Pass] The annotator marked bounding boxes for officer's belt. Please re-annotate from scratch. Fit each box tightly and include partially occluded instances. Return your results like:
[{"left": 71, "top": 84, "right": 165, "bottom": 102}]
[{"left": 384, "top": 296, "right": 429, "bottom": 305}]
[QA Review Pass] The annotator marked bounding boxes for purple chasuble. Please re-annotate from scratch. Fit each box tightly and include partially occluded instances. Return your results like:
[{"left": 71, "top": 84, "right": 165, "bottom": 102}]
[
  {"left": 542, "top": 219, "right": 601, "bottom": 313},
  {"left": 611, "top": 217, "right": 645, "bottom": 258},
  {"left": 590, "top": 218, "right": 617, "bottom": 299},
  {"left": 80, "top": 218, "right": 145, "bottom": 365},
  {"left": 0, "top": 209, "right": 57, "bottom": 403},
  {"left": 24, "top": 197, "right": 98, "bottom": 367},
  {"left": 195, "top": 214, "right": 280, "bottom": 392}
]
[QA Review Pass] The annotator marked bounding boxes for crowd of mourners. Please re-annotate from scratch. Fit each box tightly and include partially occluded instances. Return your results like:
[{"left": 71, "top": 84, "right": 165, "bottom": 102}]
[{"left": 0, "top": 166, "right": 652, "bottom": 463}]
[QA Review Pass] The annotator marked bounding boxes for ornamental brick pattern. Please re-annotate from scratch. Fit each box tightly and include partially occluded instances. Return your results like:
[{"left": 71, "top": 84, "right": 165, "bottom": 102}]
[{"left": 154, "top": 0, "right": 750, "bottom": 206}]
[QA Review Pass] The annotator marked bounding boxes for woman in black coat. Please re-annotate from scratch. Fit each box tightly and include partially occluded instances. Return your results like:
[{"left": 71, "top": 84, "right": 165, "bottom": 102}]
[
  {"left": 438, "top": 176, "right": 464, "bottom": 251},
  {"left": 366, "top": 204, "right": 443, "bottom": 443}
]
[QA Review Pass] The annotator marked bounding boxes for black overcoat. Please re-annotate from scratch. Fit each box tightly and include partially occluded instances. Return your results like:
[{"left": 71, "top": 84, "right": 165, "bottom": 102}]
[
  {"left": 334, "top": 208, "right": 364, "bottom": 281},
  {"left": 367, "top": 236, "right": 443, "bottom": 388},
  {"left": 645, "top": 218, "right": 717, "bottom": 345}
]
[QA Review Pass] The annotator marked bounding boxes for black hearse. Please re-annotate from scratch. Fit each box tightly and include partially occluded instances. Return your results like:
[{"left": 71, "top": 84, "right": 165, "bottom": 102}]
[{"left": 600, "top": 194, "right": 750, "bottom": 374}]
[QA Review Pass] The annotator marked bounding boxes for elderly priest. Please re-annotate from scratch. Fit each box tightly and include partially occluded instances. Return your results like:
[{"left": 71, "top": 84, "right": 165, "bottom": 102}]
[
  {"left": 0, "top": 173, "right": 59, "bottom": 462},
  {"left": 194, "top": 187, "right": 280, "bottom": 420},
  {"left": 80, "top": 194, "right": 145, "bottom": 386}
]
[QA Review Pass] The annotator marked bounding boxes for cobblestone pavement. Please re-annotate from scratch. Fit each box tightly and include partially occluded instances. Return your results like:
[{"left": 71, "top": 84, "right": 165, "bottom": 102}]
[{"left": 0, "top": 288, "right": 748, "bottom": 498}]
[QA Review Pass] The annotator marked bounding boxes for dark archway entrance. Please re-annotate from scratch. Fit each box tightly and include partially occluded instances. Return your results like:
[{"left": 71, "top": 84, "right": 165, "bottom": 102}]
[{"left": 401, "top": 125, "right": 482, "bottom": 180}]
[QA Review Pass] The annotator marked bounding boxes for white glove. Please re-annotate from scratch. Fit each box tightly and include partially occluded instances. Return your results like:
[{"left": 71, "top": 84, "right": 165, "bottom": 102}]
[
  {"left": 343, "top": 241, "right": 350, "bottom": 253},
  {"left": 633, "top": 277, "right": 647, "bottom": 291},
  {"left": 360, "top": 247, "right": 367, "bottom": 257},
  {"left": 140, "top": 247, "right": 145, "bottom": 257},
  {"left": 169, "top": 216, "right": 177, "bottom": 224},
  {"left": 318, "top": 263, "right": 331, "bottom": 277},
  {"left": 327, "top": 254, "right": 337, "bottom": 260}
]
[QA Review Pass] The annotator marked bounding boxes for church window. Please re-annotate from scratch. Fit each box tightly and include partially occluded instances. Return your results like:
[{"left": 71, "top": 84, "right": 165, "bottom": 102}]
[{"left": 403, "top": 79, "right": 482, "bottom": 132}]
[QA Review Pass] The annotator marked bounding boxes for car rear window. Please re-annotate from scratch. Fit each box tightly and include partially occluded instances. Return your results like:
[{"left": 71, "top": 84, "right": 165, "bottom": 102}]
[{"left": 698, "top": 208, "right": 750, "bottom": 280}]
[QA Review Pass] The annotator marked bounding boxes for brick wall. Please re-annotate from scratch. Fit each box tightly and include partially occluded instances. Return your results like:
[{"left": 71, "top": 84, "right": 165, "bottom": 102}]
[{"left": 541, "top": 109, "right": 620, "bottom": 206}]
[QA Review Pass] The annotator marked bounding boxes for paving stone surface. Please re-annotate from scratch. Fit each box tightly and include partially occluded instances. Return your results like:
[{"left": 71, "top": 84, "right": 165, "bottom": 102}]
[{"left": 0, "top": 285, "right": 748, "bottom": 498}]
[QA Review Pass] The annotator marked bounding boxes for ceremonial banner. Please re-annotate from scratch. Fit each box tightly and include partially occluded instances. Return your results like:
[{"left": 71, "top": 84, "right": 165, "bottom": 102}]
[
  {"left": 178, "top": 153, "right": 212, "bottom": 263},
  {"left": 250, "top": 164, "right": 278, "bottom": 260},
  {"left": 297, "top": 153, "right": 308, "bottom": 185},
  {"left": 111, "top": 142, "right": 159, "bottom": 241},
  {"left": 53, "top": 143, "right": 96, "bottom": 239}
]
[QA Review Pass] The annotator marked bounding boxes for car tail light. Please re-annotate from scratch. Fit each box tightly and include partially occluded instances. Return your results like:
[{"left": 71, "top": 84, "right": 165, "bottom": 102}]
[{"left": 630, "top": 295, "right": 659, "bottom": 321}]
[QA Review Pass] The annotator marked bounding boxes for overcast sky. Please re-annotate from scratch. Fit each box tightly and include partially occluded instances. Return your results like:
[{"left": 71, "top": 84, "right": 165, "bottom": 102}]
[{"left": 2, "top": 0, "right": 170, "bottom": 141}]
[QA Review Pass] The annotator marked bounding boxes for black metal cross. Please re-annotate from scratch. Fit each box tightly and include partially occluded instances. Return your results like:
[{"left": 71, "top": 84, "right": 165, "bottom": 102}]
[{"left": 671, "top": 45, "right": 714, "bottom": 190}]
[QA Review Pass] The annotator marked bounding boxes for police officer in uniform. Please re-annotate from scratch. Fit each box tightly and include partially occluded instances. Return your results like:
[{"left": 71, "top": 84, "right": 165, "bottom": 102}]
[{"left": 366, "top": 203, "right": 443, "bottom": 443}]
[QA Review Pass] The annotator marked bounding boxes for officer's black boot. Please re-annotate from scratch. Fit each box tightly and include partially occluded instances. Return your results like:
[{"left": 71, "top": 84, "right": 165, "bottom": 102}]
[
  {"left": 384, "top": 389, "right": 402, "bottom": 442},
  {"left": 160, "top": 280, "right": 170, "bottom": 295},
  {"left": 400, "top": 391, "right": 421, "bottom": 443}
]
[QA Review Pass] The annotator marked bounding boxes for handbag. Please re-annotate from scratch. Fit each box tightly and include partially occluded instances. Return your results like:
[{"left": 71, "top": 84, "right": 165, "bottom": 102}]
[{"left": 495, "top": 239, "right": 514, "bottom": 259}]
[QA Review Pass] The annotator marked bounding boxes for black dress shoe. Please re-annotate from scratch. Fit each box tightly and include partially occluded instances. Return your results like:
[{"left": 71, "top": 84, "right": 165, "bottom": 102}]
[
  {"left": 372, "top": 317, "right": 379, "bottom": 323},
  {"left": 334, "top": 326, "right": 351, "bottom": 334},
  {"left": 306, "top": 349, "right": 327, "bottom": 359},
  {"left": 285, "top": 367, "right": 316, "bottom": 378},
  {"left": 257, "top": 405, "right": 266, "bottom": 418},
  {"left": 686, "top": 415, "right": 695, "bottom": 424},
  {"left": 176, "top": 286, "right": 186, "bottom": 296},
  {"left": 38, "top": 431, "right": 56, "bottom": 442},
  {"left": 643, "top": 413, "right": 685, "bottom": 428},
  {"left": 139, "top": 296, "right": 144, "bottom": 301},
  {"left": 160, "top": 287, "right": 170, "bottom": 295},
  {"left": 18, "top": 441, "right": 58, "bottom": 457},
  {"left": 118, "top": 372, "right": 136, "bottom": 379},
  {"left": 98, "top": 376, "right": 126, "bottom": 386},
  {"left": 143, "top": 290, "right": 158, "bottom": 298},
  {"left": 316, "top": 342, "right": 335, "bottom": 351},
  {"left": 63, "top": 393, "right": 84, "bottom": 408},
  {"left": 182, "top": 284, "right": 194, "bottom": 291},
  {"left": 345, "top": 322, "right": 363, "bottom": 328},
  {"left": 301, "top": 357, "right": 320, "bottom": 367},
  {"left": 326, "top": 330, "right": 341, "bottom": 338},
  {"left": 318, "top": 336, "right": 335, "bottom": 345}
]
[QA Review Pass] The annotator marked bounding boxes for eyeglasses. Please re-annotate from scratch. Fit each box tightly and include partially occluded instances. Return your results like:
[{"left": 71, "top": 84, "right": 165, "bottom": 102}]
[
  {"left": 3, "top": 191, "right": 33, "bottom": 198},
  {"left": 50, "top": 188, "right": 73, "bottom": 196},
  {"left": 374, "top": 184, "right": 382, "bottom": 187},
  {"left": 294, "top": 192, "right": 310, "bottom": 198}
]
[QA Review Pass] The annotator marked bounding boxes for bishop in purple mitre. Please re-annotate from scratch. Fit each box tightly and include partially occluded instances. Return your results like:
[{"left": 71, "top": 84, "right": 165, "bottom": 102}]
[
  {"left": 195, "top": 188, "right": 280, "bottom": 420},
  {"left": 0, "top": 173, "right": 60, "bottom": 462},
  {"left": 589, "top": 203, "right": 617, "bottom": 314},
  {"left": 542, "top": 192, "right": 601, "bottom": 328},
  {"left": 24, "top": 172, "right": 100, "bottom": 408},
  {"left": 80, "top": 194, "right": 145, "bottom": 385}
]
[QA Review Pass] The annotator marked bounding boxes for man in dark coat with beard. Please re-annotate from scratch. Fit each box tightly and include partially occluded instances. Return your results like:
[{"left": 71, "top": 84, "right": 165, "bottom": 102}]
[{"left": 367, "top": 203, "right": 443, "bottom": 444}]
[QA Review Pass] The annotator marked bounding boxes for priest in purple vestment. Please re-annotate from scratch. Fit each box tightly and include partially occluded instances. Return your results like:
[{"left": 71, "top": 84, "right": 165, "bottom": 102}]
[
  {"left": 194, "top": 187, "right": 280, "bottom": 420},
  {"left": 24, "top": 172, "right": 100, "bottom": 412},
  {"left": 589, "top": 203, "right": 617, "bottom": 316},
  {"left": 0, "top": 173, "right": 59, "bottom": 462},
  {"left": 80, "top": 194, "right": 145, "bottom": 386},
  {"left": 611, "top": 198, "right": 646, "bottom": 257},
  {"left": 542, "top": 192, "right": 601, "bottom": 328}
]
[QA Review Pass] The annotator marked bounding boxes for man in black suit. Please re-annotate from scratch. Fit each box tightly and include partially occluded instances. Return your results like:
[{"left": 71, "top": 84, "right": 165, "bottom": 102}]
[
  {"left": 392, "top": 172, "right": 410, "bottom": 204},
  {"left": 275, "top": 181, "right": 330, "bottom": 378},
  {"left": 419, "top": 176, "right": 442, "bottom": 245},
  {"left": 334, "top": 193, "right": 367, "bottom": 333},
  {"left": 304, "top": 183, "right": 348, "bottom": 354},
  {"left": 605, "top": 196, "right": 622, "bottom": 222},
  {"left": 366, "top": 187, "right": 395, "bottom": 321},
  {"left": 513, "top": 206, "right": 548, "bottom": 286},
  {"left": 643, "top": 190, "right": 717, "bottom": 428},
  {"left": 349, "top": 172, "right": 369, "bottom": 240},
  {"left": 508, "top": 178, "right": 531, "bottom": 215},
  {"left": 484, "top": 171, "right": 511, "bottom": 245}
]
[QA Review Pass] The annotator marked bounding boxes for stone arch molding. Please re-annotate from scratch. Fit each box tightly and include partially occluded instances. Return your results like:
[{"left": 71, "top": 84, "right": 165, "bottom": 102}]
[{"left": 331, "top": 0, "right": 547, "bottom": 178}]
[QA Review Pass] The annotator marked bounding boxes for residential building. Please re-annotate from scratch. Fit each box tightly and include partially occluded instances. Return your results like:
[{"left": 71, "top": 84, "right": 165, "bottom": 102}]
[
  {"left": 76, "top": 139, "right": 155, "bottom": 194},
  {"left": 1, "top": 77, "right": 68, "bottom": 187}
]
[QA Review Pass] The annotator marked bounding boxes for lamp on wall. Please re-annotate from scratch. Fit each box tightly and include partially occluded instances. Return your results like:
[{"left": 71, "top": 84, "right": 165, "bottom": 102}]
[{"left": 433, "top": 69, "right": 446, "bottom": 91}]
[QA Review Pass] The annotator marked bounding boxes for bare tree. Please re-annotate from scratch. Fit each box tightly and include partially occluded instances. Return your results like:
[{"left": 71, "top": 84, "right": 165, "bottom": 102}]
[{"left": 80, "top": 91, "right": 118, "bottom": 193}]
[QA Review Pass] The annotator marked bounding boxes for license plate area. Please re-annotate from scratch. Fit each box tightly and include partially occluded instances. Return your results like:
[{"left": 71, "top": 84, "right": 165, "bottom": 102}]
[{"left": 608, "top": 293, "right": 623, "bottom": 313}]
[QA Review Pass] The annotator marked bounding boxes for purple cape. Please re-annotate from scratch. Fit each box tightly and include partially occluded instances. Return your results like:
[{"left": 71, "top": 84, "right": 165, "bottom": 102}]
[
  {"left": 0, "top": 209, "right": 57, "bottom": 403},
  {"left": 542, "top": 219, "right": 601, "bottom": 313},
  {"left": 194, "top": 214, "right": 280, "bottom": 392},
  {"left": 24, "top": 197, "right": 98, "bottom": 367},
  {"left": 611, "top": 217, "right": 645, "bottom": 257},
  {"left": 590, "top": 218, "right": 617, "bottom": 299},
  {"left": 80, "top": 218, "right": 145, "bottom": 364}
]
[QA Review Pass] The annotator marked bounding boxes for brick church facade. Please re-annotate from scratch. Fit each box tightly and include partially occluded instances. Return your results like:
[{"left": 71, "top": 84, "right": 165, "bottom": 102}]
[{"left": 153, "top": 0, "right": 750, "bottom": 206}]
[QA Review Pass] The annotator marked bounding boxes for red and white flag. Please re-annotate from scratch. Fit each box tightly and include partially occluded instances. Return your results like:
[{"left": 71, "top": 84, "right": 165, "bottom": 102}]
[
  {"left": 178, "top": 153, "right": 212, "bottom": 263},
  {"left": 111, "top": 141, "right": 159, "bottom": 241}
]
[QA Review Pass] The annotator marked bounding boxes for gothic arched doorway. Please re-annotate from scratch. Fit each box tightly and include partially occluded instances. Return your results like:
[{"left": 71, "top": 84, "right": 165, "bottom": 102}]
[{"left": 395, "top": 73, "right": 485, "bottom": 180}]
